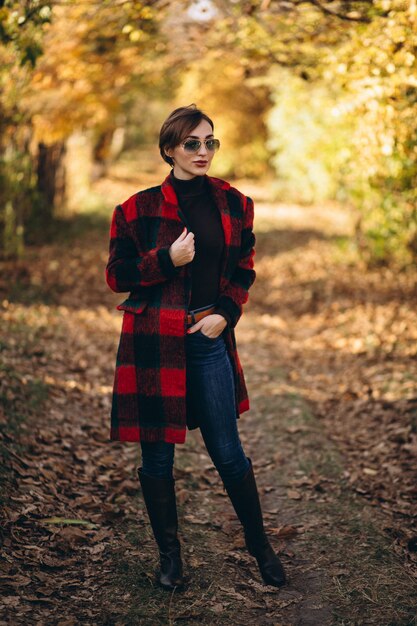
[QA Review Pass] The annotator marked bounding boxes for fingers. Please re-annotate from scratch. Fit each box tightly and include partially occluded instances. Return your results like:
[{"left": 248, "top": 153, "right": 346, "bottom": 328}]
[
  {"left": 171, "top": 228, "right": 195, "bottom": 266},
  {"left": 176, "top": 227, "right": 188, "bottom": 241},
  {"left": 187, "top": 322, "right": 202, "bottom": 334},
  {"left": 187, "top": 315, "right": 214, "bottom": 334},
  {"left": 184, "top": 231, "right": 195, "bottom": 257},
  {"left": 176, "top": 229, "right": 194, "bottom": 246}
]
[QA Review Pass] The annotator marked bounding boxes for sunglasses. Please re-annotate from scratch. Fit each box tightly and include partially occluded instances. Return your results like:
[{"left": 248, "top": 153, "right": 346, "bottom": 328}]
[{"left": 181, "top": 138, "right": 220, "bottom": 153}]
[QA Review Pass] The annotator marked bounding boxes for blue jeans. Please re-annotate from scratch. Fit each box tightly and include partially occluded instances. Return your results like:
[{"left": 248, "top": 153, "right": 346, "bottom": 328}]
[{"left": 140, "top": 304, "right": 250, "bottom": 486}]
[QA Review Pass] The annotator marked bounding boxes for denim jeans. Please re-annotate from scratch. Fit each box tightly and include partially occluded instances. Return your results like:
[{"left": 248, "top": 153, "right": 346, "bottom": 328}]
[{"left": 140, "top": 304, "right": 250, "bottom": 486}]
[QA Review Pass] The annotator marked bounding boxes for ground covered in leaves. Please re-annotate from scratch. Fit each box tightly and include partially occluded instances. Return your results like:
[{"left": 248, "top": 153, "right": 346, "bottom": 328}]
[{"left": 1, "top": 154, "right": 416, "bottom": 625}]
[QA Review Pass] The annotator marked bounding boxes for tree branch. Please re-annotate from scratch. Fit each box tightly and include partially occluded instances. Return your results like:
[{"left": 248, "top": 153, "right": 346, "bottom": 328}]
[{"left": 295, "top": 0, "right": 373, "bottom": 23}]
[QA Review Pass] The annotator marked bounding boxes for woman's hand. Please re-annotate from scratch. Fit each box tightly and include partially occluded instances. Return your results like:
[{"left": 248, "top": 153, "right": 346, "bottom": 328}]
[
  {"left": 169, "top": 227, "right": 195, "bottom": 267},
  {"left": 187, "top": 314, "right": 228, "bottom": 338}
]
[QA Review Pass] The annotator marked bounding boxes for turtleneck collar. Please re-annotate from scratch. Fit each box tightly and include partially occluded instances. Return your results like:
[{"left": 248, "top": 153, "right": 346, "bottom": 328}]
[{"left": 169, "top": 170, "right": 207, "bottom": 197}]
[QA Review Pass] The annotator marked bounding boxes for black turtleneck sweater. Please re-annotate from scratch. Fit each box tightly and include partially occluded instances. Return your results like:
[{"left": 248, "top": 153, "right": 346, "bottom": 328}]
[{"left": 169, "top": 171, "right": 231, "bottom": 327}]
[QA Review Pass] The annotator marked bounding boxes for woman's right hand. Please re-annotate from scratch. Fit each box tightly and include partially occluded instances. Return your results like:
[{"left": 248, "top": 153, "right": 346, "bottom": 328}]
[{"left": 169, "top": 228, "right": 195, "bottom": 267}]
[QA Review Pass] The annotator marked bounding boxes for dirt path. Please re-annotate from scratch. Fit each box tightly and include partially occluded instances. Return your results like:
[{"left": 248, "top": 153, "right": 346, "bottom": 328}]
[{"left": 1, "top": 158, "right": 416, "bottom": 624}]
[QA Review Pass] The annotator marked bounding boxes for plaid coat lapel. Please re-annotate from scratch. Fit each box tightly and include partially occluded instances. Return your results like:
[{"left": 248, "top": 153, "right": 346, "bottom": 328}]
[{"left": 160, "top": 172, "right": 234, "bottom": 285}]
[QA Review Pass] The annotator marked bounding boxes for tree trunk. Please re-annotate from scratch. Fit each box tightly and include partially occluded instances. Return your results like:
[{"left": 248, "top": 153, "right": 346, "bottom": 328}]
[
  {"left": 92, "top": 126, "right": 125, "bottom": 180},
  {"left": 36, "top": 141, "right": 66, "bottom": 216}
]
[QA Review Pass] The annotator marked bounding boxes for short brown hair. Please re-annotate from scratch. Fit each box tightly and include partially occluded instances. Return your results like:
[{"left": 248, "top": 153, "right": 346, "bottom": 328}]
[{"left": 159, "top": 104, "right": 214, "bottom": 166}]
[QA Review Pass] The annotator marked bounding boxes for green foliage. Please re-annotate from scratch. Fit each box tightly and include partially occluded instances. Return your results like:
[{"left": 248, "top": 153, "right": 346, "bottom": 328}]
[
  {"left": 232, "top": 0, "right": 417, "bottom": 264},
  {"left": 326, "top": 0, "right": 417, "bottom": 265},
  {"left": 3, "top": 201, "right": 24, "bottom": 258},
  {"left": 0, "top": 148, "right": 41, "bottom": 258},
  {"left": 0, "top": 0, "right": 171, "bottom": 258},
  {"left": 0, "top": 1, "right": 51, "bottom": 66},
  {"left": 265, "top": 68, "right": 350, "bottom": 203},
  {"left": 1, "top": 0, "right": 416, "bottom": 266}
]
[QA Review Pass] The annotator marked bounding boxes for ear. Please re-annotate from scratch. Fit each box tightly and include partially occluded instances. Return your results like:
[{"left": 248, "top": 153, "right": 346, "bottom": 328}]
[{"left": 164, "top": 146, "right": 173, "bottom": 158}]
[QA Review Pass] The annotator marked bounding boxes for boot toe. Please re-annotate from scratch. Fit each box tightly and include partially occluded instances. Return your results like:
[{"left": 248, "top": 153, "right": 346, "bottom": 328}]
[
  {"left": 252, "top": 543, "right": 287, "bottom": 587},
  {"left": 158, "top": 552, "right": 184, "bottom": 590},
  {"left": 159, "top": 575, "right": 184, "bottom": 590},
  {"left": 259, "top": 560, "right": 286, "bottom": 587}
]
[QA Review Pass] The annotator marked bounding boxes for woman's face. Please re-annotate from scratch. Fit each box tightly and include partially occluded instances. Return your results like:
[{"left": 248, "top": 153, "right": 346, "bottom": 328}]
[{"left": 165, "top": 119, "right": 216, "bottom": 180}]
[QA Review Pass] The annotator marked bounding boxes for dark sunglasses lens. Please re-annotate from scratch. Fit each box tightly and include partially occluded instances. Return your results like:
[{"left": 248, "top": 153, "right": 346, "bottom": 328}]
[
  {"left": 206, "top": 139, "right": 220, "bottom": 151},
  {"left": 183, "top": 139, "right": 220, "bottom": 152},
  {"left": 183, "top": 140, "right": 200, "bottom": 152}
]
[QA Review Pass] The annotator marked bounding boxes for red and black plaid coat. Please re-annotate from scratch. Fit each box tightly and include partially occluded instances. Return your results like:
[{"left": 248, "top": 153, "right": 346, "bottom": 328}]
[{"left": 105, "top": 172, "right": 256, "bottom": 443}]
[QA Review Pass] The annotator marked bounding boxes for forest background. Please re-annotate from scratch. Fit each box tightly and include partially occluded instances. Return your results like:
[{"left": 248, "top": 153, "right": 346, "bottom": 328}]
[
  {"left": 1, "top": 0, "right": 417, "bottom": 266},
  {"left": 1, "top": 1, "right": 417, "bottom": 624}
]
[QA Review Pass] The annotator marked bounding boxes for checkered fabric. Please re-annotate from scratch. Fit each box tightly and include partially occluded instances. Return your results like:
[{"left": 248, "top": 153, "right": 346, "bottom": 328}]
[{"left": 105, "top": 172, "right": 256, "bottom": 443}]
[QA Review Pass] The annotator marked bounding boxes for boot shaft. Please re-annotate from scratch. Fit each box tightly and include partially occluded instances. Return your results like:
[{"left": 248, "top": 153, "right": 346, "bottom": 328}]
[
  {"left": 137, "top": 467, "right": 180, "bottom": 554},
  {"left": 223, "top": 457, "right": 266, "bottom": 538},
  {"left": 137, "top": 467, "right": 184, "bottom": 590}
]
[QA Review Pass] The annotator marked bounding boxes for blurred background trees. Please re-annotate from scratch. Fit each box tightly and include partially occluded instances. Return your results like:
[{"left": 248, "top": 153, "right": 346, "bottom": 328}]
[{"left": 1, "top": 0, "right": 416, "bottom": 265}]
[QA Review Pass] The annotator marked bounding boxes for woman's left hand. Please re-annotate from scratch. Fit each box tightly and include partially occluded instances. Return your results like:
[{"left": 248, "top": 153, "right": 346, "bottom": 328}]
[{"left": 187, "top": 314, "right": 228, "bottom": 338}]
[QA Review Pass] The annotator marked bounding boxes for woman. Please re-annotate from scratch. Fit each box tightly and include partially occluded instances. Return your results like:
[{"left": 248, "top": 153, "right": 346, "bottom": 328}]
[{"left": 105, "top": 104, "right": 286, "bottom": 591}]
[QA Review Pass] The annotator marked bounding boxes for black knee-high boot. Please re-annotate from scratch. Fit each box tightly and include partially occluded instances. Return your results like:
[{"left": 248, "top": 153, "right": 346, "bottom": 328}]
[
  {"left": 137, "top": 467, "right": 184, "bottom": 590},
  {"left": 222, "top": 457, "right": 287, "bottom": 587}
]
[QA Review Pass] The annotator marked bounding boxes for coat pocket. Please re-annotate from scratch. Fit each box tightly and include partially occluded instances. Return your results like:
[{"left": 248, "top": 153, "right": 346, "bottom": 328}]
[{"left": 116, "top": 298, "right": 148, "bottom": 314}]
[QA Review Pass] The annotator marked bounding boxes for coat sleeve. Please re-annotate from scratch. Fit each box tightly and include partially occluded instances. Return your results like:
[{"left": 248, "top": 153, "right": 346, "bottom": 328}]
[
  {"left": 105, "top": 204, "right": 181, "bottom": 293},
  {"left": 215, "top": 195, "right": 256, "bottom": 328}
]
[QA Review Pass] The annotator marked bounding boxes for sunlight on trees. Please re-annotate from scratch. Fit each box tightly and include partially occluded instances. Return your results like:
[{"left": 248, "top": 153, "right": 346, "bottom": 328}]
[
  {"left": 0, "top": 0, "right": 416, "bottom": 265},
  {"left": 265, "top": 68, "right": 350, "bottom": 204}
]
